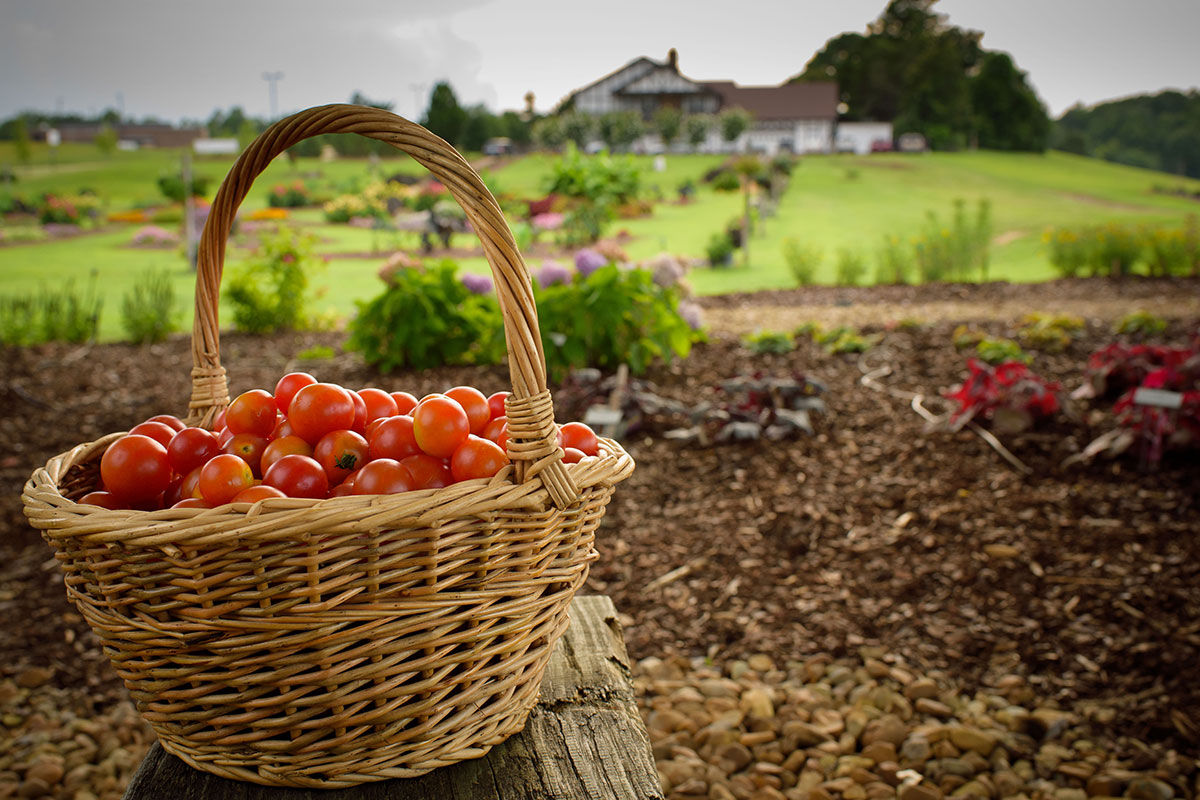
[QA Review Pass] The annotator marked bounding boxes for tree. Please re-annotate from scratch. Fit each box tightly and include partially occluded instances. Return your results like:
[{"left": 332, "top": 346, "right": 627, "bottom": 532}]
[
  {"left": 422, "top": 82, "right": 467, "bottom": 146},
  {"left": 499, "top": 111, "right": 533, "bottom": 148},
  {"left": 654, "top": 108, "right": 682, "bottom": 150},
  {"left": 349, "top": 91, "right": 394, "bottom": 111},
  {"left": 719, "top": 109, "right": 752, "bottom": 149},
  {"left": 561, "top": 112, "right": 594, "bottom": 149},
  {"left": 94, "top": 123, "right": 118, "bottom": 156},
  {"left": 968, "top": 52, "right": 1049, "bottom": 151},
  {"left": 532, "top": 116, "right": 565, "bottom": 151},
  {"left": 461, "top": 105, "right": 499, "bottom": 152},
  {"left": 685, "top": 115, "right": 711, "bottom": 151},
  {"left": 13, "top": 116, "right": 31, "bottom": 163},
  {"left": 598, "top": 111, "right": 643, "bottom": 152}
]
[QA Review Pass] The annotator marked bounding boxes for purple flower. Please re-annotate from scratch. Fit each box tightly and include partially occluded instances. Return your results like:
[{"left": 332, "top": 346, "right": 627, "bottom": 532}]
[
  {"left": 574, "top": 248, "right": 608, "bottom": 277},
  {"left": 678, "top": 301, "right": 704, "bottom": 332},
  {"left": 534, "top": 260, "right": 572, "bottom": 288},
  {"left": 461, "top": 272, "right": 494, "bottom": 295}
]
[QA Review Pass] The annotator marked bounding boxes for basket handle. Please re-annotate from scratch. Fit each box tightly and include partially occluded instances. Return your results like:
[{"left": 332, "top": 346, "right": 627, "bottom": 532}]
[{"left": 188, "top": 104, "right": 578, "bottom": 507}]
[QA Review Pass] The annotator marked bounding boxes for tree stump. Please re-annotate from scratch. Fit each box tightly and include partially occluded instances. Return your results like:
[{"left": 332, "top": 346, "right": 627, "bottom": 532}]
[{"left": 122, "top": 595, "right": 664, "bottom": 800}]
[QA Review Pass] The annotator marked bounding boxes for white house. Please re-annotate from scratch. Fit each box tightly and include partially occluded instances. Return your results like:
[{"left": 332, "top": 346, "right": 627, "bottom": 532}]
[{"left": 563, "top": 50, "right": 839, "bottom": 155}]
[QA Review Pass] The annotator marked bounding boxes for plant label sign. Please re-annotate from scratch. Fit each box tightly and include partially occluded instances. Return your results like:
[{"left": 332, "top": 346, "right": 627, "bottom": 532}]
[
  {"left": 583, "top": 406, "right": 623, "bottom": 428},
  {"left": 1132, "top": 388, "right": 1183, "bottom": 410}
]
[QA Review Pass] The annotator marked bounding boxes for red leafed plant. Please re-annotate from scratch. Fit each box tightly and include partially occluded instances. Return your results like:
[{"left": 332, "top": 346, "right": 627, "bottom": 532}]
[
  {"left": 944, "top": 359, "right": 1062, "bottom": 433},
  {"left": 1072, "top": 334, "right": 1200, "bottom": 465}
]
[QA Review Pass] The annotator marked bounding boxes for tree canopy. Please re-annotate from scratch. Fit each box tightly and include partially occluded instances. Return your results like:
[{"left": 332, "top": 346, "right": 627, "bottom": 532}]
[
  {"left": 793, "top": 0, "right": 1049, "bottom": 151},
  {"left": 1054, "top": 90, "right": 1200, "bottom": 178}
]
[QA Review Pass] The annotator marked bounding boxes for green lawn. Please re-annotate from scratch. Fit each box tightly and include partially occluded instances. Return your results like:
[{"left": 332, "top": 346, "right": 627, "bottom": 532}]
[{"left": 3, "top": 145, "right": 1199, "bottom": 341}]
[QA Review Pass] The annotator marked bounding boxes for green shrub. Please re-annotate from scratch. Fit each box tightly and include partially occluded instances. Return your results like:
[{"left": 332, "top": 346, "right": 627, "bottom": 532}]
[
  {"left": 834, "top": 249, "right": 866, "bottom": 286},
  {"left": 782, "top": 238, "right": 821, "bottom": 285},
  {"left": 268, "top": 181, "right": 311, "bottom": 208},
  {"left": 976, "top": 337, "right": 1031, "bottom": 365},
  {"left": 706, "top": 232, "right": 734, "bottom": 267},
  {"left": 793, "top": 321, "right": 822, "bottom": 339},
  {"left": 225, "top": 228, "right": 321, "bottom": 334},
  {"left": 121, "top": 269, "right": 177, "bottom": 344},
  {"left": 1017, "top": 312, "right": 1084, "bottom": 353},
  {"left": 911, "top": 198, "right": 992, "bottom": 282},
  {"left": 1043, "top": 227, "right": 1090, "bottom": 277},
  {"left": 876, "top": 235, "right": 913, "bottom": 284},
  {"left": 0, "top": 279, "right": 102, "bottom": 345},
  {"left": 743, "top": 330, "right": 794, "bottom": 354},
  {"left": 1115, "top": 310, "right": 1167, "bottom": 338},
  {"left": 346, "top": 259, "right": 505, "bottom": 372},
  {"left": 825, "top": 330, "right": 872, "bottom": 354},
  {"left": 157, "top": 173, "right": 210, "bottom": 204},
  {"left": 536, "top": 262, "right": 700, "bottom": 376},
  {"left": 710, "top": 170, "right": 741, "bottom": 193}
]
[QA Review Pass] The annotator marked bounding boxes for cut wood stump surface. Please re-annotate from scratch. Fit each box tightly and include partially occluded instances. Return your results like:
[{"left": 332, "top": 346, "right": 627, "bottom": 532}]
[{"left": 121, "top": 595, "right": 664, "bottom": 800}]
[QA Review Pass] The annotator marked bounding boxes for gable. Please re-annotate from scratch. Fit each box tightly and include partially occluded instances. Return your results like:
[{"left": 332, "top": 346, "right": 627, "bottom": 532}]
[{"left": 616, "top": 67, "right": 709, "bottom": 96}]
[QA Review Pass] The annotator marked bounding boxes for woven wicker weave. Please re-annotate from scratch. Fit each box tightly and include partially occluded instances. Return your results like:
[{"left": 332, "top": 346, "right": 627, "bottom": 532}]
[{"left": 21, "top": 105, "right": 634, "bottom": 788}]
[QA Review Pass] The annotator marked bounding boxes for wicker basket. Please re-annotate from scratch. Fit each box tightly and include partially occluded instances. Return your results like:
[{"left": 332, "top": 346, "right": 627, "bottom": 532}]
[{"left": 21, "top": 104, "right": 634, "bottom": 788}]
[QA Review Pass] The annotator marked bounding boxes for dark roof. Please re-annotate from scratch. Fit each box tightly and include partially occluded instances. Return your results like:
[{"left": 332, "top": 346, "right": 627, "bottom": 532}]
[
  {"left": 700, "top": 81, "right": 838, "bottom": 121},
  {"left": 559, "top": 56, "right": 659, "bottom": 110}
]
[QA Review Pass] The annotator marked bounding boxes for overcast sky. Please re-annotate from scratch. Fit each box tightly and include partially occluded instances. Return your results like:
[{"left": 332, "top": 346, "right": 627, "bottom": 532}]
[{"left": 2, "top": 0, "right": 1197, "bottom": 124}]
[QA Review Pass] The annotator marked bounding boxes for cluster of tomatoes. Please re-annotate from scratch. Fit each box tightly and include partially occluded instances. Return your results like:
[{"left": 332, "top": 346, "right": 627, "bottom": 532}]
[{"left": 80, "top": 372, "right": 602, "bottom": 511}]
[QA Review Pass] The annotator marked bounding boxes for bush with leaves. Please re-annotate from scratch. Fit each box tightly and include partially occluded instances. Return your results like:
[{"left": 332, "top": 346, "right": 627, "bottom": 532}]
[
  {"left": 945, "top": 359, "right": 1061, "bottom": 433},
  {"left": 1115, "top": 310, "right": 1167, "bottom": 338},
  {"left": 157, "top": 173, "right": 210, "bottom": 204},
  {"left": 225, "top": 228, "right": 321, "bottom": 333},
  {"left": 782, "top": 238, "right": 821, "bottom": 285},
  {"left": 0, "top": 278, "right": 101, "bottom": 345},
  {"left": 121, "top": 269, "right": 176, "bottom": 344},
  {"left": 346, "top": 259, "right": 505, "bottom": 372},
  {"left": 536, "top": 261, "right": 701, "bottom": 377},
  {"left": 835, "top": 249, "right": 867, "bottom": 286},
  {"left": 743, "top": 330, "right": 794, "bottom": 354}
]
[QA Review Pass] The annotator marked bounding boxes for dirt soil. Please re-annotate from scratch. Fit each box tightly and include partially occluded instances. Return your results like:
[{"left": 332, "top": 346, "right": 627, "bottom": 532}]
[{"left": 1, "top": 276, "right": 1197, "bottom": 763}]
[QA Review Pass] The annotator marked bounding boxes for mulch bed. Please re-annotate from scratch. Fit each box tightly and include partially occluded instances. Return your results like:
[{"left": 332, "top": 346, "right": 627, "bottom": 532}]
[{"left": 1, "top": 278, "right": 1197, "bottom": 765}]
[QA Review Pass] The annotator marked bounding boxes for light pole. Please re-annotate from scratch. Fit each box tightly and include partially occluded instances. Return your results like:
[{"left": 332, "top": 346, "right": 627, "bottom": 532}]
[{"left": 263, "top": 71, "right": 284, "bottom": 121}]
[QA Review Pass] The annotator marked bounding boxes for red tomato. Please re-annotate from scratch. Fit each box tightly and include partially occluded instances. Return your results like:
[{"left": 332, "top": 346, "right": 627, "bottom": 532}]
[
  {"left": 412, "top": 395, "right": 470, "bottom": 458},
  {"left": 358, "top": 388, "right": 399, "bottom": 424},
  {"left": 163, "top": 475, "right": 184, "bottom": 507},
  {"left": 351, "top": 459, "right": 415, "bottom": 495},
  {"left": 172, "top": 497, "right": 211, "bottom": 509},
  {"left": 481, "top": 416, "right": 510, "bottom": 452},
  {"left": 559, "top": 422, "right": 599, "bottom": 457},
  {"left": 450, "top": 435, "right": 510, "bottom": 482},
  {"left": 226, "top": 389, "right": 278, "bottom": 437},
  {"left": 179, "top": 466, "right": 203, "bottom": 500},
  {"left": 314, "top": 429, "right": 369, "bottom": 484},
  {"left": 100, "top": 434, "right": 172, "bottom": 504},
  {"left": 128, "top": 421, "right": 177, "bottom": 448},
  {"left": 349, "top": 390, "right": 367, "bottom": 434},
  {"left": 232, "top": 484, "right": 288, "bottom": 503},
  {"left": 271, "top": 415, "right": 294, "bottom": 440},
  {"left": 563, "top": 447, "right": 586, "bottom": 464},
  {"left": 400, "top": 454, "right": 453, "bottom": 490},
  {"left": 212, "top": 409, "right": 227, "bottom": 431},
  {"left": 274, "top": 372, "right": 317, "bottom": 415},
  {"left": 261, "top": 435, "right": 313, "bottom": 475},
  {"left": 444, "top": 386, "right": 490, "bottom": 435},
  {"left": 146, "top": 414, "right": 187, "bottom": 433},
  {"left": 167, "top": 427, "right": 220, "bottom": 476},
  {"left": 223, "top": 434, "right": 270, "bottom": 477},
  {"left": 329, "top": 476, "right": 357, "bottom": 498},
  {"left": 78, "top": 490, "right": 121, "bottom": 509},
  {"left": 216, "top": 427, "right": 234, "bottom": 448},
  {"left": 288, "top": 383, "right": 356, "bottom": 445},
  {"left": 368, "top": 415, "right": 421, "bottom": 461},
  {"left": 263, "top": 454, "right": 329, "bottom": 499},
  {"left": 486, "top": 391, "right": 510, "bottom": 421},
  {"left": 198, "top": 453, "right": 255, "bottom": 506},
  {"left": 390, "top": 391, "right": 418, "bottom": 415}
]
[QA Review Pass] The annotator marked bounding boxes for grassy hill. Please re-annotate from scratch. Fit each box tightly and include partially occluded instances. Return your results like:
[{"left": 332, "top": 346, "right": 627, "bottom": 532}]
[{"left": 2, "top": 143, "right": 1198, "bottom": 341}]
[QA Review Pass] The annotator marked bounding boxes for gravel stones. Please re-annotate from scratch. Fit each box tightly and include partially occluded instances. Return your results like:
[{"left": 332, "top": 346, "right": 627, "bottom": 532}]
[{"left": 638, "top": 653, "right": 1196, "bottom": 800}]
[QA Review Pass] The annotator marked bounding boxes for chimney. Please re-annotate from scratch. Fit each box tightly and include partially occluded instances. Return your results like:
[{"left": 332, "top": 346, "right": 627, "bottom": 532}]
[{"left": 667, "top": 48, "right": 678, "bottom": 72}]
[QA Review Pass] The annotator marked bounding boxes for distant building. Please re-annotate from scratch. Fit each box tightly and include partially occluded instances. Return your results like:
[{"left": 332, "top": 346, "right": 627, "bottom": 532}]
[
  {"left": 35, "top": 123, "right": 208, "bottom": 149},
  {"left": 835, "top": 122, "right": 894, "bottom": 155},
  {"left": 563, "top": 50, "right": 838, "bottom": 155}
]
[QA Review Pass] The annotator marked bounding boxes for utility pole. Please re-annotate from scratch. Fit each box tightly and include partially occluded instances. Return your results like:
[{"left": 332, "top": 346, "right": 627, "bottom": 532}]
[{"left": 263, "top": 71, "right": 284, "bottom": 121}]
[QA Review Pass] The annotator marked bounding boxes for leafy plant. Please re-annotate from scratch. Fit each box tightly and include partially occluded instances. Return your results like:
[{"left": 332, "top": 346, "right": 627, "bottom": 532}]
[
  {"left": 268, "top": 181, "right": 311, "bottom": 208},
  {"left": 911, "top": 198, "right": 992, "bottom": 282},
  {"left": 536, "top": 261, "right": 701, "bottom": 377},
  {"left": 834, "top": 248, "right": 867, "bottom": 286},
  {"left": 742, "top": 330, "right": 794, "bottom": 354},
  {"left": 709, "top": 170, "right": 741, "bottom": 193},
  {"left": 976, "top": 337, "right": 1031, "bottom": 365},
  {"left": 1017, "top": 312, "right": 1084, "bottom": 353},
  {"left": 225, "top": 228, "right": 321, "bottom": 334},
  {"left": 876, "top": 235, "right": 913, "bottom": 284},
  {"left": 945, "top": 358, "right": 1061, "bottom": 433},
  {"left": 1077, "top": 341, "right": 1196, "bottom": 400},
  {"left": 824, "top": 330, "right": 872, "bottom": 354},
  {"left": 782, "top": 239, "right": 821, "bottom": 285},
  {"left": 1043, "top": 226, "right": 1090, "bottom": 278},
  {"left": 346, "top": 259, "right": 505, "bottom": 372},
  {"left": 0, "top": 278, "right": 102, "bottom": 345},
  {"left": 705, "top": 232, "right": 734, "bottom": 267},
  {"left": 121, "top": 269, "right": 176, "bottom": 344},
  {"left": 157, "top": 173, "right": 210, "bottom": 203},
  {"left": 1115, "top": 310, "right": 1167, "bottom": 338}
]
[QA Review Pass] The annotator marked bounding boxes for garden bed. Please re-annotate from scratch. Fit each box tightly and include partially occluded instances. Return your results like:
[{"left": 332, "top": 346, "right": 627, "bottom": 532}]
[{"left": 0, "top": 277, "right": 1197, "bottom": 798}]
